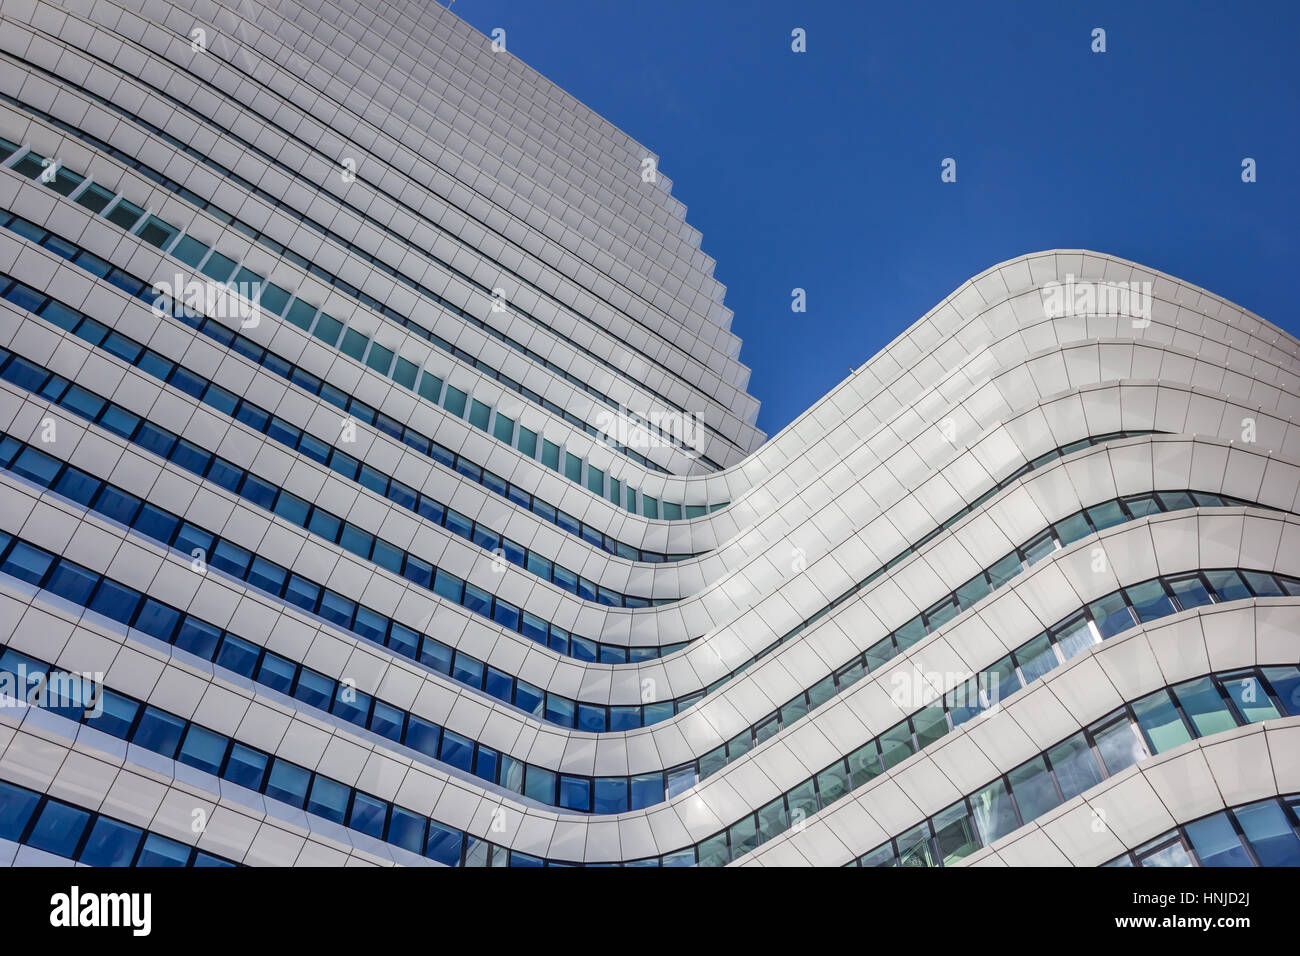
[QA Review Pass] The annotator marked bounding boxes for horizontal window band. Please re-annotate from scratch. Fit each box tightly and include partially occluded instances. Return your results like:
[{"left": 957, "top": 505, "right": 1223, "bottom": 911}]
[
  {"left": 1104, "top": 793, "right": 1300, "bottom": 868},
  {"left": 851, "top": 666, "right": 1300, "bottom": 868},
  {"left": 0, "top": 354, "right": 684, "bottom": 672},
  {"left": 2, "top": 589, "right": 1291, "bottom": 867},
  {"left": 0, "top": 245, "right": 1198, "bottom": 726},
  {"left": 0, "top": 57, "right": 740, "bottom": 479},
  {"left": 0, "top": 528, "right": 698, "bottom": 813},
  {"left": 0, "top": 353, "right": 1228, "bottom": 732},
  {"left": 0, "top": 207, "right": 709, "bottom": 560},
  {"left": 0, "top": 775, "right": 238, "bottom": 867},
  {"left": 0, "top": 470, "right": 1267, "bottom": 815},
  {"left": 3, "top": 470, "right": 1293, "bottom": 843},
  {"left": 0, "top": 261, "right": 677, "bottom": 611},
  {"left": 0, "top": 429, "right": 705, "bottom": 730}
]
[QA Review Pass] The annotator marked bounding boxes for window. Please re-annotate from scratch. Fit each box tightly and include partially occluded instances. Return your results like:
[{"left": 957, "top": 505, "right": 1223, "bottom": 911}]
[
  {"left": 1234, "top": 799, "right": 1300, "bottom": 865},
  {"left": 1184, "top": 812, "right": 1253, "bottom": 867},
  {"left": 1008, "top": 756, "right": 1061, "bottom": 822},
  {"left": 79, "top": 816, "right": 144, "bottom": 867},
  {"left": 1091, "top": 713, "right": 1147, "bottom": 775},
  {"left": 970, "top": 778, "right": 1019, "bottom": 846},
  {"left": 1089, "top": 590, "right": 1134, "bottom": 638},
  {"left": 1132, "top": 690, "right": 1192, "bottom": 753},
  {"left": 26, "top": 800, "right": 91, "bottom": 857},
  {"left": 1173, "top": 677, "right": 1238, "bottom": 738},
  {"left": 0, "top": 780, "right": 40, "bottom": 841},
  {"left": 932, "top": 801, "right": 980, "bottom": 865},
  {"left": 1047, "top": 733, "right": 1102, "bottom": 800},
  {"left": 136, "top": 833, "right": 190, "bottom": 866}
]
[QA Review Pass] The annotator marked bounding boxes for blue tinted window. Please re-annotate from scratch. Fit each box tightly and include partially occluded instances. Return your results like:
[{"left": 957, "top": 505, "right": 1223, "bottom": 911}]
[
  {"left": 266, "top": 760, "right": 311, "bottom": 808},
  {"left": 45, "top": 560, "right": 99, "bottom": 605},
  {"left": 306, "top": 776, "right": 349, "bottom": 824},
  {"left": 294, "top": 670, "right": 334, "bottom": 710},
  {"left": 215, "top": 635, "right": 259, "bottom": 678},
  {"left": 388, "top": 807, "right": 426, "bottom": 854},
  {"left": 86, "top": 690, "right": 138, "bottom": 739},
  {"left": 559, "top": 776, "right": 590, "bottom": 811},
  {"left": 223, "top": 743, "right": 268, "bottom": 791},
  {"left": 136, "top": 833, "right": 190, "bottom": 866},
  {"left": 26, "top": 800, "right": 91, "bottom": 857},
  {"left": 0, "top": 780, "right": 40, "bottom": 840},
  {"left": 79, "top": 816, "right": 143, "bottom": 866},
  {"left": 87, "top": 578, "right": 140, "bottom": 624},
  {"left": 404, "top": 716, "right": 441, "bottom": 758},
  {"left": 178, "top": 724, "right": 228, "bottom": 775},
  {"left": 440, "top": 730, "right": 474, "bottom": 773},
  {"left": 425, "top": 821, "right": 462, "bottom": 866},
  {"left": 594, "top": 778, "right": 628, "bottom": 814},
  {"left": 175, "top": 619, "right": 221, "bottom": 659},
  {"left": 1, "top": 542, "right": 52, "bottom": 584},
  {"left": 134, "top": 707, "right": 186, "bottom": 758},
  {"left": 350, "top": 793, "right": 387, "bottom": 838},
  {"left": 1235, "top": 799, "right": 1300, "bottom": 865},
  {"left": 134, "top": 599, "right": 181, "bottom": 642}
]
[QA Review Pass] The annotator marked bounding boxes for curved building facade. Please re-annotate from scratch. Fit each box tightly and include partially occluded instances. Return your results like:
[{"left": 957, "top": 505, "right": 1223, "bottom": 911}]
[{"left": 0, "top": 0, "right": 1297, "bottom": 867}]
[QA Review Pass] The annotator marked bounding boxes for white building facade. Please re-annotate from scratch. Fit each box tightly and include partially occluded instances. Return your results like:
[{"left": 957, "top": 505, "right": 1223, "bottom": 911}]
[{"left": 0, "top": 0, "right": 1296, "bottom": 867}]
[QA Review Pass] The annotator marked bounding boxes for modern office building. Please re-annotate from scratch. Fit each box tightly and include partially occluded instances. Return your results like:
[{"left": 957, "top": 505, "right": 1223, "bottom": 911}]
[{"left": 0, "top": 0, "right": 1297, "bottom": 868}]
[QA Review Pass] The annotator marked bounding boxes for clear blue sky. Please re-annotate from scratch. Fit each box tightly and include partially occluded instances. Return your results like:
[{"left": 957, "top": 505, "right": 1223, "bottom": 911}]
[{"left": 448, "top": 0, "right": 1300, "bottom": 436}]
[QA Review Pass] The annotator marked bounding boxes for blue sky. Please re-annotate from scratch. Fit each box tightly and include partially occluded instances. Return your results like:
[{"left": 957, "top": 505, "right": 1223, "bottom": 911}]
[{"left": 449, "top": 0, "right": 1300, "bottom": 436}]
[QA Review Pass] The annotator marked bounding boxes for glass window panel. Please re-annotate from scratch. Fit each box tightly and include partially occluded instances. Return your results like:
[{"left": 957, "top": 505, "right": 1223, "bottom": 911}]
[
  {"left": 1089, "top": 591, "right": 1135, "bottom": 639},
  {"left": 932, "top": 801, "right": 980, "bottom": 865},
  {"left": 1048, "top": 732, "right": 1103, "bottom": 801},
  {"left": 1008, "top": 757, "right": 1062, "bottom": 825},
  {"left": 1185, "top": 812, "right": 1253, "bottom": 867},
  {"left": 1221, "top": 672, "right": 1280, "bottom": 724},
  {"left": 896, "top": 823, "right": 936, "bottom": 868},
  {"left": 1126, "top": 580, "right": 1175, "bottom": 622},
  {"left": 847, "top": 742, "right": 883, "bottom": 788},
  {"left": 955, "top": 574, "right": 991, "bottom": 610},
  {"left": 1015, "top": 632, "right": 1059, "bottom": 683},
  {"left": 1022, "top": 532, "right": 1057, "bottom": 565},
  {"left": 178, "top": 724, "right": 228, "bottom": 775},
  {"left": 970, "top": 778, "right": 1020, "bottom": 845},
  {"left": 912, "top": 705, "right": 948, "bottom": 748},
  {"left": 1234, "top": 799, "right": 1300, "bottom": 866},
  {"left": 1173, "top": 677, "right": 1239, "bottom": 738},
  {"left": 1137, "top": 838, "right": 1193, "bottom": 868},
  {"left": 756, "top": 797, "right": 787, "bottom": 844},
  {"left": 728, "top": 815, "right": 758, "bottom": 858},
  {"left": 1241, "top": 570, "right": 1286, "bottom": 597},
  {"left": 1091, "top": 713, "right": 1147, "bottom": 775},
  {"left": 1085, "top": 500, "right": 1126, "bottom": 531},
  {"left": 1168, "top": 573, "right": 1214, "bottom": 611},
  {"left": 0, "top": 781, "right": 41, "bottom": 841},
  {"left": 1261, "top": 665, "right": 1300, "bottom": 716},
  {"left": 80, "top": 816, "right": 144, "bottom": 867},
  {"left": 1052, "top": 613, "right": 1096, "bottom": 661},
  {"left": 27, "top": 800, "right": 91, "bottom": 857},
  {"left": 987, "top": 552, "right": 1023, "bottom": 589},
  {"left": 1132, "top": 690, "right": 1193, "bottom": 753},
  {"left": 879, "top": 723, "right": 914, "bottom": 769},
  {"left": 859, "top": 844, "right": 898, "bottom": 867},
  {"left": 1205, "top": 569, "right": 1251, "bottom": 602},
  {"left": 1053, "top": 512, "right": 1093, "bottom": 545}
]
